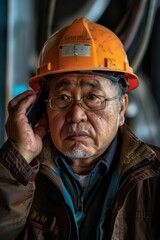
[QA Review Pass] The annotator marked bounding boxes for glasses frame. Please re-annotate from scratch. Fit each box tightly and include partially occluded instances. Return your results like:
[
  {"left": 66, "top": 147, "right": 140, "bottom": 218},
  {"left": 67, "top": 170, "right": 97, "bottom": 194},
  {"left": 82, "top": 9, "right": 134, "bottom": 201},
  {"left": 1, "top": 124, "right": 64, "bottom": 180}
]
[{"left": 45, "top": 94, "right": 120, "bottom": 111}]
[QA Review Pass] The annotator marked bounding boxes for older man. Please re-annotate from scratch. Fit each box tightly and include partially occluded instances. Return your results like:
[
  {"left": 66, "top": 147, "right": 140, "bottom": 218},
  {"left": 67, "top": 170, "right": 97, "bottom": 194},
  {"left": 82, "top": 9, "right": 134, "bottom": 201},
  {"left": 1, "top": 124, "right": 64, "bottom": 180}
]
[{"left": 0, "top": 18, "right": 160, "bottom": 240}]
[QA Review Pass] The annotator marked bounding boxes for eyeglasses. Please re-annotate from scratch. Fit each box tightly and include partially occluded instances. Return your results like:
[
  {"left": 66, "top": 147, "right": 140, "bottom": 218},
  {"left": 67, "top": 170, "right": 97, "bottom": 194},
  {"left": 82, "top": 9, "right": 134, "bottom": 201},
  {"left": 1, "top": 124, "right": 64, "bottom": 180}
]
[{"left": 45, "top": 94, "right": 120, "bottom": 111}]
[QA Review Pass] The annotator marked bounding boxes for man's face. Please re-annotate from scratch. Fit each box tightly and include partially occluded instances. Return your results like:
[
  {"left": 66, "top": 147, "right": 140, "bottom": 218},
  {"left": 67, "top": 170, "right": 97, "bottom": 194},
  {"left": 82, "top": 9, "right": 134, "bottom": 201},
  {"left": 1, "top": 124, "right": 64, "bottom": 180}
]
[{"left": 47, "top": 73, "right": 128, "bottom": 162}]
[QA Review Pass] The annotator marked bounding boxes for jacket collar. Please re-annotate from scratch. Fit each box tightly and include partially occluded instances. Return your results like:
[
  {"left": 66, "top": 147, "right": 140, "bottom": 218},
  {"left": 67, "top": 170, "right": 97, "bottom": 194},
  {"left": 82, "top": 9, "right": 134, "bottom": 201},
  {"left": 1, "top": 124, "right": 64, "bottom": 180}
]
[{"left": 119, "top": 123, "right": 159, "bottom": 174}]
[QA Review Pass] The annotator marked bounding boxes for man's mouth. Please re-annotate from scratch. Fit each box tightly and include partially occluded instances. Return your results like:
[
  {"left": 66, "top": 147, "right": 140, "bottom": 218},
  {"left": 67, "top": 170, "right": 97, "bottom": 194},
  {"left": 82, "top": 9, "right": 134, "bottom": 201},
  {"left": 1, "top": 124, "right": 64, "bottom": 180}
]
[{"left": 66, "top": 131, "right": 90, "bottom": 141}]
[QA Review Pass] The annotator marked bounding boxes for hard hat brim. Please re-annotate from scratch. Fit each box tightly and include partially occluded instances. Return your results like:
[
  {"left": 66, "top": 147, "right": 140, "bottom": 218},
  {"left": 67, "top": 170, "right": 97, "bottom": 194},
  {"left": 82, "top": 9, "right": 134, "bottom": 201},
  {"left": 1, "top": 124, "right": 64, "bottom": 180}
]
[{"left": 29, "top": 68, "right": 139, "bottom": 92}]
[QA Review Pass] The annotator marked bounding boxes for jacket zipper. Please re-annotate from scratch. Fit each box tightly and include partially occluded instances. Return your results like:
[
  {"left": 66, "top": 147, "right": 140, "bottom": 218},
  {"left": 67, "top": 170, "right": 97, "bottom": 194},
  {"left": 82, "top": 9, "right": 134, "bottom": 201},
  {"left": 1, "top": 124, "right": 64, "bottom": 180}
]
[
  {"left": 75, "top": 176, "right": 93, "bottom": 227},
  {"left": 76, "top": 175, "right": 91, "bottom": 214},
  {"left": 77, "top": 196, "right": 84, "bottom": 212},
  {"left": 76, "top": 173, "right": 102, "bottom": 226}
]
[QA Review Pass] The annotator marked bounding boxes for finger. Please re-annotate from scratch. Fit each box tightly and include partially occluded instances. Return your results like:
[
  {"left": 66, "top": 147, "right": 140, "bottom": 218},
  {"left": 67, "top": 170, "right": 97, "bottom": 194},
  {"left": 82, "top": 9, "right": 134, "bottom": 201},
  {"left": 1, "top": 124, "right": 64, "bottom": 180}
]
[
  {"left": 8, "top": 90, "right": 36, "bottom": 110},
  {"left": 8, "top": 92, "right": 37, "bottom": 115}
]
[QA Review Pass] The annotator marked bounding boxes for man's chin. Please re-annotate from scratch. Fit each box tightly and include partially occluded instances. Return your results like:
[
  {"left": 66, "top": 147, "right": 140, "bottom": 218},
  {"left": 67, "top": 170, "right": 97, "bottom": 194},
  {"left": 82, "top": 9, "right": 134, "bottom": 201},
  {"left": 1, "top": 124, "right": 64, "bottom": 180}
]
[{"left": 63, "top": 147, "right": 92, "bottom": 159}]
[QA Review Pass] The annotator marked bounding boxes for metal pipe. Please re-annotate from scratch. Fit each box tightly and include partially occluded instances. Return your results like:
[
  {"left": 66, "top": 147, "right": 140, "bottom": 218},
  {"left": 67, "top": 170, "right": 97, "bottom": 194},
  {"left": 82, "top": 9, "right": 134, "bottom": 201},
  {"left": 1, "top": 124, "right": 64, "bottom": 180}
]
[{"left": 54, "top": 0, "right": 111, "bottom": 31}]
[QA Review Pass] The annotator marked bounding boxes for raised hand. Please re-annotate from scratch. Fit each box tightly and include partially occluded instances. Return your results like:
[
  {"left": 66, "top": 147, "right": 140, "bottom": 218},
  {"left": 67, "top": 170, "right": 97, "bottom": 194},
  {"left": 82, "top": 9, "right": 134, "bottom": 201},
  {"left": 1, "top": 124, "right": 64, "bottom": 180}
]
[{"left": 5, "top": 90, "right": 48, "bottom": 163}]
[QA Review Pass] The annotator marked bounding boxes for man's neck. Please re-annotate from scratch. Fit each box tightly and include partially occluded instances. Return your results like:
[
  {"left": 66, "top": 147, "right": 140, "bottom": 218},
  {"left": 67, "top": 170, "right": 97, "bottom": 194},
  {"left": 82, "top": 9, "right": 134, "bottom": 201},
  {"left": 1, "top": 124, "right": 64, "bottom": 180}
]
[{"left": 69, "top": 156, "right": 101, "bottom": 175}]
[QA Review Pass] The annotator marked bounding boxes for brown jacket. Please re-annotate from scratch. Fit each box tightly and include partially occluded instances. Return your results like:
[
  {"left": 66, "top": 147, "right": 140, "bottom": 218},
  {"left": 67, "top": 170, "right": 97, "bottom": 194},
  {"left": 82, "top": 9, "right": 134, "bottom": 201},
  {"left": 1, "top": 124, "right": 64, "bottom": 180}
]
[{"left": 0, "top": 124, "right": 160, "bottom": 240}]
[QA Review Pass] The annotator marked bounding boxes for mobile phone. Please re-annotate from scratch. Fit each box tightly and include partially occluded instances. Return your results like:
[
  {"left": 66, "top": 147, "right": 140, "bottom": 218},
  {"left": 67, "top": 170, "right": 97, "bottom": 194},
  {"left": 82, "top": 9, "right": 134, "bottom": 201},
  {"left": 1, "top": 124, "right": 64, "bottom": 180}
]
[{"left": 26, "top": 87, "right": 47, "bottom": 128}]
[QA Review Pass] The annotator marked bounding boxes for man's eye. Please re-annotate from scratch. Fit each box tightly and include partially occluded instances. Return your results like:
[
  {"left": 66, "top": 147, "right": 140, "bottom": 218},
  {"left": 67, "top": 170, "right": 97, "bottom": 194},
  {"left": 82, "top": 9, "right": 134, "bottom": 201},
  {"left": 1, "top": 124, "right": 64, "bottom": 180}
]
[
  {"left": 86, "top": 94, "right": 99, "bottom": 101},
  {"left": 57, "top": 95, "right": 70, "bottom": 101}
]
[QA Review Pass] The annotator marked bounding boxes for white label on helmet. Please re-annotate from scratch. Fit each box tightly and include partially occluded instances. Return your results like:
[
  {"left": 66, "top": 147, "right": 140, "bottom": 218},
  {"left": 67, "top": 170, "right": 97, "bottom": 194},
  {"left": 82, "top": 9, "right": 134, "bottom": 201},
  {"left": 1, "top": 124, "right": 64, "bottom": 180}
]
[{"left": 61, "top": 44, "right": 91, "bottom": 56}]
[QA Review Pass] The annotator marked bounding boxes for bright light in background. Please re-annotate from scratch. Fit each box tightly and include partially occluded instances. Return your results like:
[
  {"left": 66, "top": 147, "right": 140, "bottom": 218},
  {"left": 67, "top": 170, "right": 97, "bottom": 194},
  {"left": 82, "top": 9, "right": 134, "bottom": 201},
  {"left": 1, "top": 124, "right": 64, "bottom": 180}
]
[
  {"left": 13, "top": 84, "right": 29, "bottom": 97},
  {"left": 6, "top": 0, "right": 34, "bottom": 99},
  {"left": 3, "top": 0, "right": 35, "bottom": 143}
]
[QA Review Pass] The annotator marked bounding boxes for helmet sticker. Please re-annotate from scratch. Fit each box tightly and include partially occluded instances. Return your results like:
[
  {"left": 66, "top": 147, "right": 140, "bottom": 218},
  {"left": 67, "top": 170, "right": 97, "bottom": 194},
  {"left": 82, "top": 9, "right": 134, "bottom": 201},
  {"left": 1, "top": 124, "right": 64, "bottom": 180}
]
[{"left": 61, "top": 44, "right": 91, "bottom": 57}]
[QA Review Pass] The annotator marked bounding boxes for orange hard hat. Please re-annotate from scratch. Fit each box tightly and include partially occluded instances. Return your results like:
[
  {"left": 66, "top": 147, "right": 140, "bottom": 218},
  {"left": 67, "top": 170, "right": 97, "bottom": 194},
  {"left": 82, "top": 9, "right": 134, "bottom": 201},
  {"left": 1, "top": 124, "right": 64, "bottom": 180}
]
[{"left": 29, "top": 17, "right": 139, "bottom": 92}]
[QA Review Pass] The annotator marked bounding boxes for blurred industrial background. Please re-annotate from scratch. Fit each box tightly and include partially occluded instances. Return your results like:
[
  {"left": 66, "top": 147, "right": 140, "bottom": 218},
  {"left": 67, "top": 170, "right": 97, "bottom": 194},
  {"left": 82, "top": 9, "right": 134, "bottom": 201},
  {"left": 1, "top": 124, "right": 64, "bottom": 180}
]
[{"left": 0, "top": 0, "right": 160, "bottom": 147}]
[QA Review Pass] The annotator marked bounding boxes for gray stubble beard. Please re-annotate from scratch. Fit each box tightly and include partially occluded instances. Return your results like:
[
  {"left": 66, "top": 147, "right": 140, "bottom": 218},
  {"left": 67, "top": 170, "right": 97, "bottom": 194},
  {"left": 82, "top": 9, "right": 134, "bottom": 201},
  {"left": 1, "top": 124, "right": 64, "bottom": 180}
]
[{"left": 64, "top": 147, "right": 92, "bottom": 160}]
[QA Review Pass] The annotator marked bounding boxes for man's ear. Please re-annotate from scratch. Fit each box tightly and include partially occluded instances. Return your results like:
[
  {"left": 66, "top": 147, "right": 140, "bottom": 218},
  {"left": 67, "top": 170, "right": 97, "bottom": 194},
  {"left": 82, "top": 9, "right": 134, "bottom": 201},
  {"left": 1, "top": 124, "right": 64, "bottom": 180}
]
[{"left": 119, "top": 94, "right": 128, "bottom": 126}]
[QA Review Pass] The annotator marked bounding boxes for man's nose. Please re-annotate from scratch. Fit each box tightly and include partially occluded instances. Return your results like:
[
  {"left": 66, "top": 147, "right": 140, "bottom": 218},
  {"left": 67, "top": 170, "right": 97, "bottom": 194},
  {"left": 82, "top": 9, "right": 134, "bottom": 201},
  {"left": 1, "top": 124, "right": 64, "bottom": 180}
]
[{"left": 66, "top": 102, "right": 87, "bottom": 123}]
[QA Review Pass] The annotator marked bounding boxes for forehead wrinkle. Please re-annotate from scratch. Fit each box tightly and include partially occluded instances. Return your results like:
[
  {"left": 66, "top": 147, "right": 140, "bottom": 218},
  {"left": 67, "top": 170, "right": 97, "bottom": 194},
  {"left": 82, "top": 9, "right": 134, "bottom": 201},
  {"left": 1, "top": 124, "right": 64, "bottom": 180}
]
[
  {"left": 53, "top": 75, "right": 105, "bottom": 91},
  {"left": 80, "top": 79, "right": 103, "bottom": 90},
  {"left": 54, "top": 78, "right": 73, "bottom": 90}
]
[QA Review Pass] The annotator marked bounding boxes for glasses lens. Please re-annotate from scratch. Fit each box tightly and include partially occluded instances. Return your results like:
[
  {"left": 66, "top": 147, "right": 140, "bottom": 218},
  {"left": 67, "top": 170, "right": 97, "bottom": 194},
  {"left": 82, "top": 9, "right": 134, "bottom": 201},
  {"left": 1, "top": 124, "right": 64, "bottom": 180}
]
[
  {"left": 51, "top": 96, "right": 72, "bottom": 110},
  {"left": 83, "top": 95, "right": 105, "bottom": 110}
]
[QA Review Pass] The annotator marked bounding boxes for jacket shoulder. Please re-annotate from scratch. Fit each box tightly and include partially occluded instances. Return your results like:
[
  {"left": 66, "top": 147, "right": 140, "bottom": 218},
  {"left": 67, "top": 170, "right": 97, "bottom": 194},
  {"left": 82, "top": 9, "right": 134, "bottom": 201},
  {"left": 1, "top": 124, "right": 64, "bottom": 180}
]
[{"left": 148, "top": 144, "right": 160, "bottom": 160}]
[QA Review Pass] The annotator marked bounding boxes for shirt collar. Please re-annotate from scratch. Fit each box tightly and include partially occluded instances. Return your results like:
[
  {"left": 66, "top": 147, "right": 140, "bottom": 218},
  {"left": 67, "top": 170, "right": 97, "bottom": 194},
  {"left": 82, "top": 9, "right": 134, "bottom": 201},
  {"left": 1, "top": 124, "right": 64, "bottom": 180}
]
[{"left": 99, "top": 131, "right": 119, "bottom": 173}]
